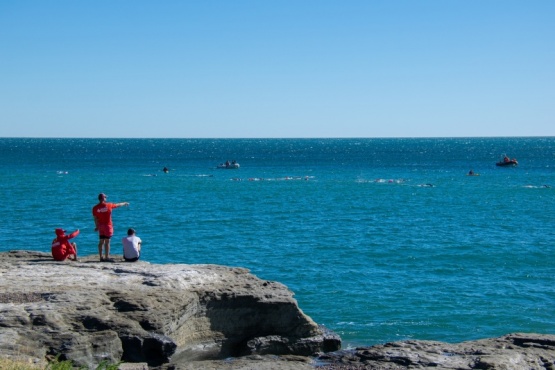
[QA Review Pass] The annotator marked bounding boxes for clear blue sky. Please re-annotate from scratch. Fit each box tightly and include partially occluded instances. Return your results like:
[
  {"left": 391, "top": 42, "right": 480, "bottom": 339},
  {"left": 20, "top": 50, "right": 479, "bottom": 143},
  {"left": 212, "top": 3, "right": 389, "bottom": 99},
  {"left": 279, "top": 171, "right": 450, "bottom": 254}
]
[{"left": 1, "top": 1, "right": 553, "bottom": 138}]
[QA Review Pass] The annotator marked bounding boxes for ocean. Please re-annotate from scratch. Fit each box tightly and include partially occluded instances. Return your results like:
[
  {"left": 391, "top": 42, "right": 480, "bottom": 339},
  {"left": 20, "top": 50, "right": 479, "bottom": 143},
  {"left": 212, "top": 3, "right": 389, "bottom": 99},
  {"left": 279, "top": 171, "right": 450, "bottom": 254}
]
[{"left": 1, "top": 137, "right": 554, "bottom": 348}]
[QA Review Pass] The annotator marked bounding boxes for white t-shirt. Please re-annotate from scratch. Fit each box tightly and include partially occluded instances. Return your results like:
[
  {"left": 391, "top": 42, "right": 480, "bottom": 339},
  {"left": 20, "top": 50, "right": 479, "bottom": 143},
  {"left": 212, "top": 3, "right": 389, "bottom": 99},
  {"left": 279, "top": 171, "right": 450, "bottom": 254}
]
[{"left": 122, "top": 235, "right": 142, "bottom": 259}]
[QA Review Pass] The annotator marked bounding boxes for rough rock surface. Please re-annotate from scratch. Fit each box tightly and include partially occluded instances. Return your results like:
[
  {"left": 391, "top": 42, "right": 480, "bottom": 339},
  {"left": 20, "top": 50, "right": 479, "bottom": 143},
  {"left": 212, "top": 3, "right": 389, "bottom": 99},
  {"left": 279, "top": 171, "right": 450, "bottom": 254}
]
[
  {"left": 0, "top": 251, "right": 340, "bottom": 369},
  {"left": 316, "top": 333, "right": 555, "bottom": 369},
  {"left": 1, "top": 251, "right": 553, "bottom": 370},
  {"left": 145, "top": 333, "right": 555, "bottom": 369}
]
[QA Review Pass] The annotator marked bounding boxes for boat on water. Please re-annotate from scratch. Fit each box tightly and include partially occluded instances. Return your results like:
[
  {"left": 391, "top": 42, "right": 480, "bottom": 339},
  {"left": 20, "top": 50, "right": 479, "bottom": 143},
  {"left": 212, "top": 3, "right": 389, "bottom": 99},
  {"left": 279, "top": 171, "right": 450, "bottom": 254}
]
[
  {"left": 217, "top": 160, "right": 240, "bottom": 169},
  {"left": 496, "top": 155, "right": 518, "bottom": 167}
]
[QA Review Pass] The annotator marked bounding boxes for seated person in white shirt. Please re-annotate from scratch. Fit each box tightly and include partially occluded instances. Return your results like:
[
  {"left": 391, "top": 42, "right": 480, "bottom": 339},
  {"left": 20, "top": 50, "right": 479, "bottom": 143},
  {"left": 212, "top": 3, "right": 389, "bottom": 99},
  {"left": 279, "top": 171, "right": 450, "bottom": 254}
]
[{"left": 122, "top": 228, "right": 142, "bottom": 262}]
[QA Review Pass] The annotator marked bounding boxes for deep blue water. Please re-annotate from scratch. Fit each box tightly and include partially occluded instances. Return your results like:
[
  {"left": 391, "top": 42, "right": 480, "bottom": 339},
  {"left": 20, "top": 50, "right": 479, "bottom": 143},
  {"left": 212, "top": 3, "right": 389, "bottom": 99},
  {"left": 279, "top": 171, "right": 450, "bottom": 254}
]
[{"left": 1, "top": 137, "right": 554, "bottom": 348}]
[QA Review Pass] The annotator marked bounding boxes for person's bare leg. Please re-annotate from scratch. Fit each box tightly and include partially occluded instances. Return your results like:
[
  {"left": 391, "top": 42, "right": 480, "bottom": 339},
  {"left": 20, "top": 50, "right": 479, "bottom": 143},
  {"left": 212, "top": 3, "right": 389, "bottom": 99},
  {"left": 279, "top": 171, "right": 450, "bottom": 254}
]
[
  {"left": 98, "top": 240, "right": 104, "bottom": 261},
  {"left": 71, "top": 243, "right": 78, "bottom": 261},
  {"left": 105, "top": 240, "right": 111, "bottom": 260}
]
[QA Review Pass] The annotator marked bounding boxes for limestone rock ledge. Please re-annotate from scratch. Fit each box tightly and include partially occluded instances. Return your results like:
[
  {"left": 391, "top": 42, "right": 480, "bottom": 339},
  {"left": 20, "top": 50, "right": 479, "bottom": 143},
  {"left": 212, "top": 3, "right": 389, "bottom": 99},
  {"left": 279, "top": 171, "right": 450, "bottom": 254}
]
[
  {"left": 316, "top": 332, "right": 555, "bottom": 369},
  {"left": 0, "top": 251, "right": 340, "bottom": 369}
]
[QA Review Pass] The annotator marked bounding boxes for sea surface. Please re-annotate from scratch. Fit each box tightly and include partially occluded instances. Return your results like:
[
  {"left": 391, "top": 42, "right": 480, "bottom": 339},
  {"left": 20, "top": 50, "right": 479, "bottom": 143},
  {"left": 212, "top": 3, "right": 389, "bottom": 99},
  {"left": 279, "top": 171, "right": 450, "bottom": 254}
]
[{"left": 1, "top": 137, "right": 554, "bottom": 348}]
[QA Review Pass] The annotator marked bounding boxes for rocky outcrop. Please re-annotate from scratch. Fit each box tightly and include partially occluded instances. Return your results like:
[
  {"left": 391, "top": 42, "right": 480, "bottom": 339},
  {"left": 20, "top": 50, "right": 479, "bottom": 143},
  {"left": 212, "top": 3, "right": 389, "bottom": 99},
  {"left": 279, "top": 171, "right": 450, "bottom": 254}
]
[
  {"left": 1, "top": 251, "right": 553, "bottom": 370},
  {"left": 0, "top": 251, "right": 340, "bottom": 369},
  {"left": 316, "top": 333, "right": 555, "bottom": 370},
  {"left": 156, "top": 333, "right": 555, "bottom": 369}
]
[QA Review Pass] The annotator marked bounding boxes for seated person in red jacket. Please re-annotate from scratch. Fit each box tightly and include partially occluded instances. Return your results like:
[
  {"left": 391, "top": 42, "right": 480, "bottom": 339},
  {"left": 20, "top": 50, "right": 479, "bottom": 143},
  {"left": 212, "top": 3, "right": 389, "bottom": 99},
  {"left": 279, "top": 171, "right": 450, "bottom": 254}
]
[{"left": 51, "top": 228, "right": 79, "bottom": 261}]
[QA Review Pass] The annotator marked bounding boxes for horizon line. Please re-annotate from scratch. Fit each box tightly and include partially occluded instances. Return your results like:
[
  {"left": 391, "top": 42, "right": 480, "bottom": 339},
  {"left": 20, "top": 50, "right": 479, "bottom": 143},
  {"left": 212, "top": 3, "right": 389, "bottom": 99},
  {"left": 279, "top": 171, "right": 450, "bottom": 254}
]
[{"left": 1, "top": 135, "right": 554, "bottom": 140}]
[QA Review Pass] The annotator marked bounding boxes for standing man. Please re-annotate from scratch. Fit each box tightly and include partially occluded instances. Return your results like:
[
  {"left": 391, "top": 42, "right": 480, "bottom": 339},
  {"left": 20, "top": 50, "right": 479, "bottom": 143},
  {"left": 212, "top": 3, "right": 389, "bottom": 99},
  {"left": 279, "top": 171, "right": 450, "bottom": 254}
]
[
  {"left": 122, "top": 228, "right": 142, "bottom": 262},
  {"left": 92, "top": 193, "right": 129, "bottom": 262}
]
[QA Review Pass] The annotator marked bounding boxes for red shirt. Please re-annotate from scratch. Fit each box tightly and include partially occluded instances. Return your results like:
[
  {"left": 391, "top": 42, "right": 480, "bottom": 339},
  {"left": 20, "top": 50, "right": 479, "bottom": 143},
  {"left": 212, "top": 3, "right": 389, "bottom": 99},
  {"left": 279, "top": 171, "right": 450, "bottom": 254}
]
[{"left": 92, "top": 202, "right": 118, "bottom": 226}]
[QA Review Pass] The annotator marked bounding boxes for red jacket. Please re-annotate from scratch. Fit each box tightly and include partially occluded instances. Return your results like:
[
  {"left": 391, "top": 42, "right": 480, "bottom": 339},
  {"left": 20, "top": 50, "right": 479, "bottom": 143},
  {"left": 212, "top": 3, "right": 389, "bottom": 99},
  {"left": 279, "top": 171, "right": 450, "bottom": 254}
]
[{"left": 51, "top": 228, "right": 79, "bottom": 261}]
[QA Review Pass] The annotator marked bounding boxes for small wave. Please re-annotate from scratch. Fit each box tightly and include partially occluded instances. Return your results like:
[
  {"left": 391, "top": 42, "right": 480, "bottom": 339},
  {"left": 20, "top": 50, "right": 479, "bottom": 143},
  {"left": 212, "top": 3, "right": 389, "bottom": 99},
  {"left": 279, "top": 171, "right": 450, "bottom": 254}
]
[
  {"left": 523, "top": 184, "right": 551, "bottom": 189},
  {"left": 356, "top": 178, "right": 405, "bottom": 184},
  {"left": 231, "top": 176, "right": 314, "bottom": 182},
  {"left": 375, "top": 178, "right": 405, "bottom": 184}
]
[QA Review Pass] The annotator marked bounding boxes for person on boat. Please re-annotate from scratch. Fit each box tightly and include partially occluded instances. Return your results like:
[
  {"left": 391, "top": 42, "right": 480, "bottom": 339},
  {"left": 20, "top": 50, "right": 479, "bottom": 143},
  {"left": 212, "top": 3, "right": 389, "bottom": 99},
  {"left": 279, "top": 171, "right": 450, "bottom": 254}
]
[
  {"left": 225, "top": 160, "right": 230, "bottom": 168},
  {"left": 51, "top": 228, "right": 79, "bottom": 261},
  {"left": 504, "top": 156, "right": 510, "bottom": 163},
  {"left": 468, "top": 169, "right": 474, "bottom": 175}
]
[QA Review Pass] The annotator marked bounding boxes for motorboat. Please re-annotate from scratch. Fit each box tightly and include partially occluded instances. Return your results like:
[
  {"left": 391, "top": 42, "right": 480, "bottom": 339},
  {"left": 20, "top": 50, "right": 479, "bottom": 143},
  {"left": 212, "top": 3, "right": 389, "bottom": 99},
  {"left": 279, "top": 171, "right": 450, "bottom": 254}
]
[
  {"left": 217, "top": 161, "right": 240, "bottom": 169},
  {"left": 496, "top": 155, "right": 518, "bottom": 167}
]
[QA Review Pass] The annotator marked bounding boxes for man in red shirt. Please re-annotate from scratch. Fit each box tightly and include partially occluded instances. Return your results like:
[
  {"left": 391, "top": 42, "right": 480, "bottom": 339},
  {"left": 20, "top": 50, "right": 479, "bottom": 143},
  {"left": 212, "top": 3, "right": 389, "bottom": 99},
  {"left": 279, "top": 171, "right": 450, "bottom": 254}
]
[
  {"left": 51, "top": 228, "right": 79, "bottom": 261},
  {"left": 92, "top": 193, "right": 129, "bottom": 262}
]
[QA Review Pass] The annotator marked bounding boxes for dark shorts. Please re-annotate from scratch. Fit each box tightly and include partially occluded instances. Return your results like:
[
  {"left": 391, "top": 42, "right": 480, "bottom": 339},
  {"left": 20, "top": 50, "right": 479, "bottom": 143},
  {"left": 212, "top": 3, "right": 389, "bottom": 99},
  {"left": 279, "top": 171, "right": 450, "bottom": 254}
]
[
  {"left": 99, "top": 235, "right": 112, "bottom": 240},
  {"left": 124, "top": 256, "right": 139, "bottom": 262}
]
